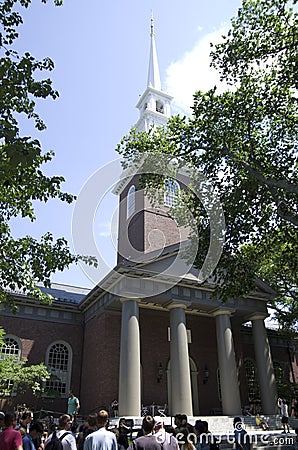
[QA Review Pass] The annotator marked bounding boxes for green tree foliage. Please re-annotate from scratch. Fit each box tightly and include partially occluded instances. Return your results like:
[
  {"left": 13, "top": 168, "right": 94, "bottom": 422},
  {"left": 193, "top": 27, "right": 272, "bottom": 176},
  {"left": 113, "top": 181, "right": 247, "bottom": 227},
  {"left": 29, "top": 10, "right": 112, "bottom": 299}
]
[
  {"left": 117, "top": 0, "right": 298, "bottom": 330},
  {"left": 0, "top": 356, "right": 51, "bottom": 399},
  {"left": 0, "top": 328, "right": 50, "bottom": 401},
  {"left": 0, "top": 0, "right": 96, "bottom": 309}
]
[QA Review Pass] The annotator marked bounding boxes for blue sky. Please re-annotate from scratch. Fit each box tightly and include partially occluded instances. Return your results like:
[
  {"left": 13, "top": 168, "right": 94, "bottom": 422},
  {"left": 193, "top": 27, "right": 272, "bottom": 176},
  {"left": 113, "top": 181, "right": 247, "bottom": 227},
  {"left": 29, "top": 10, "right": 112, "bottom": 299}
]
[{"left": 11, "top": 0, "right": 242, "bottom": 289}]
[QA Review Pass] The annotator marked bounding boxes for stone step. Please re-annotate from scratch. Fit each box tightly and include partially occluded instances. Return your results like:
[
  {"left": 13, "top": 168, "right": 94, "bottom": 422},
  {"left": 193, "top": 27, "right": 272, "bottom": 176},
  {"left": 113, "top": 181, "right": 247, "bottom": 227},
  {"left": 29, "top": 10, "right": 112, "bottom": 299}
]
[
  {"left": 109, "top": 415, "right": 298, "bottom": 448},
  {"left": 109, "top": 414, "right": 294, "bottom": 433}
]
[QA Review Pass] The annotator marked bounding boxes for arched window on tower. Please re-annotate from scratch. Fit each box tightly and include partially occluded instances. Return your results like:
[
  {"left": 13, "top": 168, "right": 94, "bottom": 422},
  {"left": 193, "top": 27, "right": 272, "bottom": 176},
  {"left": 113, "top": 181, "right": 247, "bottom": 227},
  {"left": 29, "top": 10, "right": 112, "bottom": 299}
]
[
  {"left": 164, "top": 179, "right": 180, "bottom": 208},
  {"left": 44, "top": 341, "right": 72, "bottom": 398},
  {"left": 244, "top": 358, "right": 260, "bottom": 402},
  {"left": 127, "top": 185, "right": 136, "bottom": 218}
]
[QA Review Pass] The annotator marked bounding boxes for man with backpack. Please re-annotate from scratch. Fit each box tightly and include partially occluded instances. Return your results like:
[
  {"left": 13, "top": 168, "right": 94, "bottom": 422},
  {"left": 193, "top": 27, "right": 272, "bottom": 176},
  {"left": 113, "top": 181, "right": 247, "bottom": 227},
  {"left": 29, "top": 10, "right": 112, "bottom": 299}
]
[{"left": 44, "top": 414, "right": 77, "bottom": 450}]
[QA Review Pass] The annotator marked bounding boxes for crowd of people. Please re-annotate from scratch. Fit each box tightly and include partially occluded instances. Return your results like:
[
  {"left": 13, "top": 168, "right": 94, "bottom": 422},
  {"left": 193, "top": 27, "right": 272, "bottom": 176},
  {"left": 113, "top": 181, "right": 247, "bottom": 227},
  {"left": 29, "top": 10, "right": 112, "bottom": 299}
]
[
  {"left": 0, "top": 408, "right": 256, "bottom": 450},
  {"left": 0, "top": 395, "right": 297, "bottom": 450}
]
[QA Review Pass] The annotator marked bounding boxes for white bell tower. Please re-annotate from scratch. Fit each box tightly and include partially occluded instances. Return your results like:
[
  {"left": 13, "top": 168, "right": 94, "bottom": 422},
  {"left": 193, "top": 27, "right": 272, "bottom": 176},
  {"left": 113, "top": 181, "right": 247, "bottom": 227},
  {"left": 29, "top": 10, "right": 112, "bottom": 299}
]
[
  {"left": 114, "top": 16, "right": 178, "bottom": 263},
  {"left": 135, "top": 15, "right": 173, "bottom": 131}
]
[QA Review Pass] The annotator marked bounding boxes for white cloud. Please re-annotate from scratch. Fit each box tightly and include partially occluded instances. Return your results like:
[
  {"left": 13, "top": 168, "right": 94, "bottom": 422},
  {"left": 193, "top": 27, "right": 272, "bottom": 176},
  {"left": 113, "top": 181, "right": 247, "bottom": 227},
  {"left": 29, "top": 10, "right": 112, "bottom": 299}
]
[{"left": 165, "top": 26, "right": 231, "bottom": 116}]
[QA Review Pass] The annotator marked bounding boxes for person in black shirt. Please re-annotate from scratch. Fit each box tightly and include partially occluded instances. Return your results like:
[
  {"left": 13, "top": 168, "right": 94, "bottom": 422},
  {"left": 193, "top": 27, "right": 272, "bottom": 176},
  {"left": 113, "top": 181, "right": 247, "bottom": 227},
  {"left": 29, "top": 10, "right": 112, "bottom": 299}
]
[{"left": 118, "top": 418, "right": 130, "bottom": 449}]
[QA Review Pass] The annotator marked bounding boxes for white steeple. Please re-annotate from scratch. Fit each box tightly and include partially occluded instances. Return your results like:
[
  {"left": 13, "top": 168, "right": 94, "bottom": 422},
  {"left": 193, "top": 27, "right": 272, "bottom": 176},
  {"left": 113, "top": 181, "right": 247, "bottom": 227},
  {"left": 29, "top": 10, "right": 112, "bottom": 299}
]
[
  {"left": 135, "top": 15, "right": 173, "bottom": 132},
  {"left": 147, "top": 14, "right": 161, "bottom": 90}
]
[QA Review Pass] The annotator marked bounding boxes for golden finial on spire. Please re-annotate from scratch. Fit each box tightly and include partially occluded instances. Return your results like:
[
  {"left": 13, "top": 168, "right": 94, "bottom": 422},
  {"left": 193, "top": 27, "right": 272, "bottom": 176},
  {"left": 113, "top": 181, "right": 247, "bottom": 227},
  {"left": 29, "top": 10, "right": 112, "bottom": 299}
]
[{"left": 150, "top": 11, "right": 154, "bottom": 37}]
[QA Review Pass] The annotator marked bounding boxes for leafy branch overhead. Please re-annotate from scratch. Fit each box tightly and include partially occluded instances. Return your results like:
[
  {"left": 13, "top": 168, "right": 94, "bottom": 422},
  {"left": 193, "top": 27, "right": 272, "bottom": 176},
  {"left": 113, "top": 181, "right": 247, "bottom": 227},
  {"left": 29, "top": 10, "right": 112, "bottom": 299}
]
[
  {"left": 117, "top": 0, "right": 298, "bottom": 331},
  {"left": 0, "top": 0, "right": 96, "bottom": 308}
]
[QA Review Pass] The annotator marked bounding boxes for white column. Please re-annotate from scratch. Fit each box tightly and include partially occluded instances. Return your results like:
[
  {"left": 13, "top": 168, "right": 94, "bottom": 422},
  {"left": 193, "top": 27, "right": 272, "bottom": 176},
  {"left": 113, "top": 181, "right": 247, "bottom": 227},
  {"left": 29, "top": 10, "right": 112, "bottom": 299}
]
[
  {"left": 169, "top": 302, "right": 193, "bottom": 416},
  {"left": 118, "top": 298, "right": 141, "bottom": 416},
  {"left": 250, "top": 314, "right": 278, "bottom": 414},
  {"left": 214, "top": 309, "right": 242, "bottom": 415}
]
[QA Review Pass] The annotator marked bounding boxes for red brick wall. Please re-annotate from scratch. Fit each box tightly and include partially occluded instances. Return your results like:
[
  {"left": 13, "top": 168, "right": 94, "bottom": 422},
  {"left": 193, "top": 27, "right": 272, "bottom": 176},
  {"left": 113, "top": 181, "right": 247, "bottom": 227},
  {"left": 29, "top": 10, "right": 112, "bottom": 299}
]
[
  {"left": 0, "top": 315, "right": 83, "bottom": 414},
  {"left": 80, "top": 312, "right": 121, "bottom": 415},
  {"left": 187, "top": 314, "right": 219, "bottom": 415}
]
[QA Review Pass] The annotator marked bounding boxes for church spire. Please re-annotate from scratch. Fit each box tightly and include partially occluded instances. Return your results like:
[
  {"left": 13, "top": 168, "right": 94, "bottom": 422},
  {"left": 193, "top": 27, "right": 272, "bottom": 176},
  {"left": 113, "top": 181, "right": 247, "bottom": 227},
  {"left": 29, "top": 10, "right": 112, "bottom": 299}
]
[
  {"left": 135, "top": 15, "right": 173, "bottom": 132},
  {"left": 147, "top": 14, "right": 161, "bottom": 90}
]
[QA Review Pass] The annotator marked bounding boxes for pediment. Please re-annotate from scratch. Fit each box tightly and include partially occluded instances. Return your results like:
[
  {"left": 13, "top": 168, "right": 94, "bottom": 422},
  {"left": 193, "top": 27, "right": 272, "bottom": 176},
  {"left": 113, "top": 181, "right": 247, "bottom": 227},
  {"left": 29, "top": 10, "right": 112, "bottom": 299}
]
[{"left": 118, "top": 243, "right": 276, "bottom": 299}]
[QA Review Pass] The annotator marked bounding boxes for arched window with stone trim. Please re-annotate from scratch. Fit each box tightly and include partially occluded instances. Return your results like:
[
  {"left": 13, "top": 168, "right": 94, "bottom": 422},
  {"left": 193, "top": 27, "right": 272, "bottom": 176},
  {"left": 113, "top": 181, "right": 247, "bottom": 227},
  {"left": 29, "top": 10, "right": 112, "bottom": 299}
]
[
  {"left": 127, "top": 185, "right": 136, "bottom": 219},
  {"left": 0, "top": 335, "right": 22, "bottom": 394},
  {"left": 44, "top": 341, "right": 72, "bottom": 398},
  {"left": 244, "top": 358, "right": 260, "bottom": 402},
  {"left": 164, "top": 179, "right": 180, "bottom": 208},
  {"left": 0, "top": 335, "right": 22, "bottom": 361}
]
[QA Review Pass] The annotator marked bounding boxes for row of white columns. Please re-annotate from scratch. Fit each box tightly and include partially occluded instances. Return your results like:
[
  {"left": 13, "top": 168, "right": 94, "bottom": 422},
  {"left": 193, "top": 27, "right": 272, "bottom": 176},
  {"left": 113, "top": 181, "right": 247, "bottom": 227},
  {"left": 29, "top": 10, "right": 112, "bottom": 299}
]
[{"left": 118, "top": 299, "right": 277, "bottom": 417}]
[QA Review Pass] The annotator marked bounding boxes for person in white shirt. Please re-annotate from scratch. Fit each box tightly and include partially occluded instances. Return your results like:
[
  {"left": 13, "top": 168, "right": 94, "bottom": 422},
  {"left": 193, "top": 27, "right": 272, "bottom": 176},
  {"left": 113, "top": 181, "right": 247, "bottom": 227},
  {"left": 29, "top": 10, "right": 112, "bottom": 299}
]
[
  {"left": 44, "top": 414, "right": 77, "bottom": 450},
  {"left": 278, "top": 398, "right": 290, "bottom": 433}
]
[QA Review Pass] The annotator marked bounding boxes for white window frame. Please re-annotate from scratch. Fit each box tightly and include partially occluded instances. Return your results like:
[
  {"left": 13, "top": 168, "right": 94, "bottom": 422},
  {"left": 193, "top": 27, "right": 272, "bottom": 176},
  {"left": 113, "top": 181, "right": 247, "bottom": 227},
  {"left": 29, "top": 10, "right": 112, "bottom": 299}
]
[
  {"left": 164, "top": 179, "right": 180, "bottom": 208},
  {"left": 244, "top": 357, "right": 260, "bottom": 402},
  {"left": 0, "top": 334, "right": 22, "bottom": 362},
  {"left": 127, "top": 185, "right": 136, "bottom": 218},
  {"left": 0, "top": 335, "right": 22, "bottom": 395},
  {"left": 44, "top": 340, "right": 72, "bottom": 398}
]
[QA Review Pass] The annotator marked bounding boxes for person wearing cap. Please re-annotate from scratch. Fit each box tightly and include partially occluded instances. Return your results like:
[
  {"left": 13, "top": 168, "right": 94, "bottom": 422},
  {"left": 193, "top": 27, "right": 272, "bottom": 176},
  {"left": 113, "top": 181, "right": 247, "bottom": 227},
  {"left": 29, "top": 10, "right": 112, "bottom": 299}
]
[
  {"left": 154, "top": 420, "right": 179, "bottom": 450},
  {"left": 0, "top": 412, "right": 23, "bottom": 450},
  {"left": 22, "top": 422, "right": 44, "bottom": 450},
  {"left": 233, "top": 417, "right": 253, "bottom": 450},
  {"left": 127, "top": 416, "right": 161, "bottom": 450}
]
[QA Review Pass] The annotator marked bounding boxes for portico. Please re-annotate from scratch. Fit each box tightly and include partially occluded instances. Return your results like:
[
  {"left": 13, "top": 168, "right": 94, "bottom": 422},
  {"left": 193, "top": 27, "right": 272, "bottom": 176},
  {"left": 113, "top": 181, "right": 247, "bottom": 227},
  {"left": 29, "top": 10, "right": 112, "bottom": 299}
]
[{"left": 113, "top": 260, "right": 278, "bottom": 417}]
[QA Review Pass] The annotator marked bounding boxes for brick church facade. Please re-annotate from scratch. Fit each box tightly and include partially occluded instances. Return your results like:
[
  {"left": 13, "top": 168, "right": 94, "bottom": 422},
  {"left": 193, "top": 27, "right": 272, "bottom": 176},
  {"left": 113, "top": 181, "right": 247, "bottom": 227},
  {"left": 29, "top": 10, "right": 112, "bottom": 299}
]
[{"left": 1, "top": 19, "right": 297, "bottom": 418}]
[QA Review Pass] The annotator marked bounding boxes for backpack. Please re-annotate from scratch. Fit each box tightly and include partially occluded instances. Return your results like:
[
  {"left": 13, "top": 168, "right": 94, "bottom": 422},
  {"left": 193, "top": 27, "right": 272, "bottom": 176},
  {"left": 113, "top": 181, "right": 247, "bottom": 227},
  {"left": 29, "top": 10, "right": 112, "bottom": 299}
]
[{"left": 45, "top": 431, "right": 70, "bottom": 450}]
